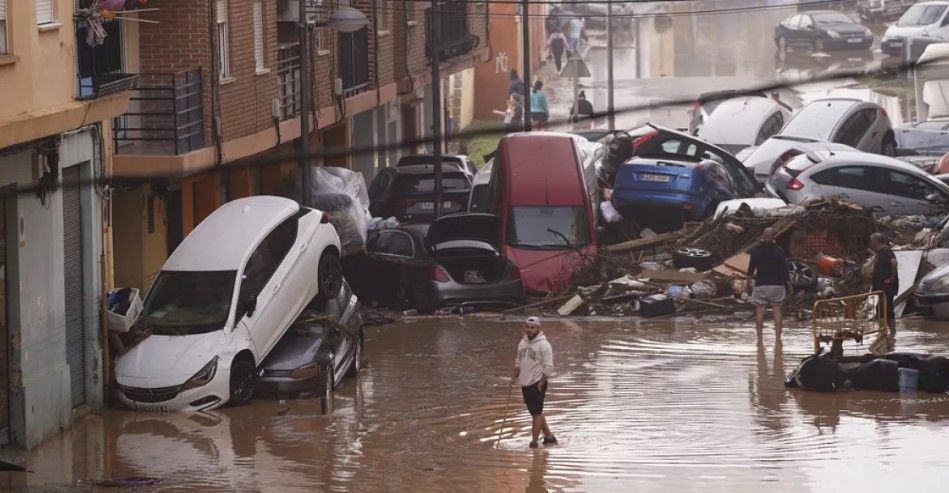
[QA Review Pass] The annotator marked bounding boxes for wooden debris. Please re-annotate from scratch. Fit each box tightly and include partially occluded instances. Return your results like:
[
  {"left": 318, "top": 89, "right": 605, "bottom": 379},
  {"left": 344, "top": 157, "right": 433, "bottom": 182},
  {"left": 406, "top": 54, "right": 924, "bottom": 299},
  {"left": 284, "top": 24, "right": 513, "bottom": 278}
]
[
  {"left": 605, "top": 231, "right": 681, "bottom": 253},
  {"left": 639, "top": 269, "right": 707, "bottom": 283},
  {"left": 557, "top": 295, "right": 586, "bottom": 316}
]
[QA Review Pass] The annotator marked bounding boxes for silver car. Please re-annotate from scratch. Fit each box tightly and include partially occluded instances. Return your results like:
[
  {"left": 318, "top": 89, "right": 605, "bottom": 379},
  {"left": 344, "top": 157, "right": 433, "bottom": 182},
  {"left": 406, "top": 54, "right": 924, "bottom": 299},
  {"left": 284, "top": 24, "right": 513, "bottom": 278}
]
[
  {"left": 739, "top": 135, "right": 858, "bottom": 185},
  {"left": 767, "top": 150, "right": 949, "bottom": 215},
  {"left": 894, "top": 118, "right": 949, "bottom": 155},
  {"left": 779, "top": 98, "right": 897, "bottom": 156},
  {"left": 697, "top": 96, "right": 792, "bottom": 155}
]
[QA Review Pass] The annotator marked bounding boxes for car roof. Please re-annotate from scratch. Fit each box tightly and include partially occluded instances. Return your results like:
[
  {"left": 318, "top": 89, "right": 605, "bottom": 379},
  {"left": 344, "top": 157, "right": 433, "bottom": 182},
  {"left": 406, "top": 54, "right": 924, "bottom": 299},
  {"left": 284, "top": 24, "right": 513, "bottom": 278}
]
[
  {"left": 698, "top": 97, "right": 786, "bottom": 144},
  {"left": 812, "top": 151, "right": 947, "bottom": 178},
  {"left": 497, "top": 133, "right": 585, "bottom": 206},
  {"left": 397, "top": 154, "right": 466, "bottom": 165},
  {"left": 164, "top": 196, "right": 299, "bottom": 272}
]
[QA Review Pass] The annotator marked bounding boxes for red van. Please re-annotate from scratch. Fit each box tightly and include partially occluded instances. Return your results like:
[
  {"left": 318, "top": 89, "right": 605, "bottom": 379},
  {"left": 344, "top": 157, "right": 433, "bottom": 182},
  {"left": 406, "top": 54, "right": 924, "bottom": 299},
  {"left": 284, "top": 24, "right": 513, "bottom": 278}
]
[{"left": 491, "top": 133, "right": 599, "bottom": 294}]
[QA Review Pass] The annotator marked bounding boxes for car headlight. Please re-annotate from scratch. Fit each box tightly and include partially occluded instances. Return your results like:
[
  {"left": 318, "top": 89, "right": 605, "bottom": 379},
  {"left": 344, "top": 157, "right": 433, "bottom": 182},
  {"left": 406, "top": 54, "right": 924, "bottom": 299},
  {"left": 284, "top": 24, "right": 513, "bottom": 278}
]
[
  {"left": 930, "top": 276, "right": 949, "bottom": 292},
  {"left": 827, "top": 30, "right": 841, "bottom": 39},
  {"left": 289, "top": 363, "right": 320, "bottom": 380},
  {"left": 181, "top": 357, "right": 218, "bottom": 391}
]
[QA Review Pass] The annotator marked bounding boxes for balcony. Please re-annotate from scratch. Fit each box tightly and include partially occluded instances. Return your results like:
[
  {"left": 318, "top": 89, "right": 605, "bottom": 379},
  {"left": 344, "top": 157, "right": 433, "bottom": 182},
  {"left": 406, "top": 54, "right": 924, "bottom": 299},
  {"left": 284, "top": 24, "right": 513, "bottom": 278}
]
[
  {"left": 113, "top": 69, "right": 205, "bottom": 156},
  {"left": 276, "top": 43, "right": 302, "bottom": 120},
  {"left": 425, "top": 1, "right": 479, "bottom": 60},
  {"left": 75, "top": 8, "right": 139, "bottom": 100},
  {"left": 339, "top": 28, "right": 372, "bottom": 98}
]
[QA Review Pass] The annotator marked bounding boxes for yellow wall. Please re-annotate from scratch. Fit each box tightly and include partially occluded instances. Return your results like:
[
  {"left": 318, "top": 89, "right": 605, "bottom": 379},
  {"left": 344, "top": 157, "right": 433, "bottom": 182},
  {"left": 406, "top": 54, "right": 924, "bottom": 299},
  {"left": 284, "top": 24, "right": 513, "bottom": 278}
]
[{"left": 112, "top": 186, "right": 168, "bottom": 291}]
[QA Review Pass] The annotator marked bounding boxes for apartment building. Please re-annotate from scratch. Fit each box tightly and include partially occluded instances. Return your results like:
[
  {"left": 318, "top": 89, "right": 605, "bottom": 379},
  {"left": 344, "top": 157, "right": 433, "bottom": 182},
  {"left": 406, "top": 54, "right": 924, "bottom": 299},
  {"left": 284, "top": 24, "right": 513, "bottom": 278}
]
[{"left": 0, "top": 0, "right": 136, "bottom": 448}]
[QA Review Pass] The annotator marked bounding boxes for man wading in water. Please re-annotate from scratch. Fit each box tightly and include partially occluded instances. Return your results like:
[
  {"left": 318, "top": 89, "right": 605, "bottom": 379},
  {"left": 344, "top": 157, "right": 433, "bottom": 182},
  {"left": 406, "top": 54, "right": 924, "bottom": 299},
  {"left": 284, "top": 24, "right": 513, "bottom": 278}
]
[
  {"left": 748, "top": 227, "right": 792, "bottom": 342},
  {"left": 511, "top": 316, "right": 557, "bottom": 449}
]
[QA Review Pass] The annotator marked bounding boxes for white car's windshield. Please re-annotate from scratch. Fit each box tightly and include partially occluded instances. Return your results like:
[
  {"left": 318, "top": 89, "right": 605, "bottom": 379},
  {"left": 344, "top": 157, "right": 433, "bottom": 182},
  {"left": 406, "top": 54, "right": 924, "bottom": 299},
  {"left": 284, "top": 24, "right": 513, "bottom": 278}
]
[
  {"left": 139, "top": 270, "right": 236, "bottom": 335},
  {"left": 897, "top": 4, "right": 947, "bottom": 26},
  {"left": 507, "top": 206, "right": 591, "bottom": 249}
]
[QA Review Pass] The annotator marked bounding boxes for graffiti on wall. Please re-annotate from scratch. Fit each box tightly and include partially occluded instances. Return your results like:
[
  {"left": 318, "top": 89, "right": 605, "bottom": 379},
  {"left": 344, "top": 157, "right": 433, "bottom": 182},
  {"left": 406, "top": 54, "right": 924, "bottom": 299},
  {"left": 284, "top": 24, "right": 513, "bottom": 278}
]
[{"left": 495, "top": 52, "right": 510, "bottom": 74}]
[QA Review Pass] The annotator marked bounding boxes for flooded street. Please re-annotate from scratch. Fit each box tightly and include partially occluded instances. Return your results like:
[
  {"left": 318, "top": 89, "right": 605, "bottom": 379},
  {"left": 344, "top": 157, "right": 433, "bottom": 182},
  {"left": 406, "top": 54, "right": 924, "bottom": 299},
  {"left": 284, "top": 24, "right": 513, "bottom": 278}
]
[{"left": 4, "top": 317, "right": 949, "bottom": 491}]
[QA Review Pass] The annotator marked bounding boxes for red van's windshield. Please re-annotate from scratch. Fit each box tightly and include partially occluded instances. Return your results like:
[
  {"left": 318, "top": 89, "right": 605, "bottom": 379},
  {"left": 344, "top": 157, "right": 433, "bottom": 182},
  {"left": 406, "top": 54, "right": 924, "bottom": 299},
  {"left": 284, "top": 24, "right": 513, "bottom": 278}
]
[{"left": 507, "top": 206, "right": 591, "bottom": 249}]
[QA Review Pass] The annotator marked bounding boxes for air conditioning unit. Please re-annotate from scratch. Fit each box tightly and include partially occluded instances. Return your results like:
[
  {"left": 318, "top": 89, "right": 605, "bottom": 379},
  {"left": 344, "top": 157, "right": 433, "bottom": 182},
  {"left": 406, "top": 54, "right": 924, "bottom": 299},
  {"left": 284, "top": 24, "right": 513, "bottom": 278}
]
[{"left": 276, "top": 0, "right": 299, "bottom": 22}]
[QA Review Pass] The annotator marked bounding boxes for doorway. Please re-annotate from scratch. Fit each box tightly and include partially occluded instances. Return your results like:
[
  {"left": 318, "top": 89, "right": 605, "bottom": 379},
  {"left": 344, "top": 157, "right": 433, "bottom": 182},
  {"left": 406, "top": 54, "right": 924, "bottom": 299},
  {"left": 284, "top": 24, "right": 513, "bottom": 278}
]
[{"left": 63, "top": 166, "right": 86, "bottom": 408}]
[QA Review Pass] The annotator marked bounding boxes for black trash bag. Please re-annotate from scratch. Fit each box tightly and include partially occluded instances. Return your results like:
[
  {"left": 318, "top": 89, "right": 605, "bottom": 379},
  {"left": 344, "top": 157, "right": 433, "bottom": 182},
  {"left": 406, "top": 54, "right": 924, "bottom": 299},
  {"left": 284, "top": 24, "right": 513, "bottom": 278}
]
[
  {"left": 598, "top": 132, "right": 635, "bottom": 186},
  {"left": 917, "top": 356, "right": 949, "bottom": 393},
  {"left": 786, "top": 351, "right": 841, "bottom": 392},
  {"left": 843, "top": 358, "right": 900, "bottom": 392}
]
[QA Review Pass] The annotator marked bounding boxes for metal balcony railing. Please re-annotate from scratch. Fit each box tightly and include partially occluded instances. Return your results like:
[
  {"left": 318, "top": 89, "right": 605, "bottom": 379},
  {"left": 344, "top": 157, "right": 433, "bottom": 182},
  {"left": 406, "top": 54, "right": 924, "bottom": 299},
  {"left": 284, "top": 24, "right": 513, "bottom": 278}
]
[
  {"left": 277, "top": 43, "right": 302, "bottom": 120},
  {"left": 425, "top": 1, "right": 478, "bottom": 60},
  {"left": 113, "top": 69, "right": 205, "bottom": 156}
]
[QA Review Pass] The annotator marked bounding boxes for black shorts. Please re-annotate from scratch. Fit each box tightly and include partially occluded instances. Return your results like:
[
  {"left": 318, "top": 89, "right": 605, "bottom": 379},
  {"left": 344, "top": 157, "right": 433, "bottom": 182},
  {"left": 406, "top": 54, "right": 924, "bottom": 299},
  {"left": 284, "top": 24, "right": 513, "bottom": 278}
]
[
  {"left": 521, "top": 381, "right": 548, "bottom": 416},
  {"left": 530, "top": 112, "right": 549, "bottom": 123}
]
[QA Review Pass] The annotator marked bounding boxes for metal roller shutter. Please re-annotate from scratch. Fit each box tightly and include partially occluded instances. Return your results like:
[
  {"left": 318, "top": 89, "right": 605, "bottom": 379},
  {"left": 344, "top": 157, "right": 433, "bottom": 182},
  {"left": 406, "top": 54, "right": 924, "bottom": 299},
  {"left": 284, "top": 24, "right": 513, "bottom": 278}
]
[{"left": 63, "top": 166, "right": 86, "bottom": 407}]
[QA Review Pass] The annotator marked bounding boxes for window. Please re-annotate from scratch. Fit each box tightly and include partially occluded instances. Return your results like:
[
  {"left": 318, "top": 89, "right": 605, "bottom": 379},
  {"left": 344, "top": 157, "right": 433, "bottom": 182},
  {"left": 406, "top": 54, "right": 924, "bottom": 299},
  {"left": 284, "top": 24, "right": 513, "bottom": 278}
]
[
  {"left": 239, "top": 216, "right": 299, "bottom": 302},
  {"left": 811, "top": 166, "right": 880, "bottom": 192},
  {"left": 313, "top": 0, "right": 325, "bottom": 51},
  {"left": 36, "top": 0, "right": 54, "bottom": 26},
  {"left": 368, "top": 231, "right": 415, "bottom": 257},
  {"left": 887, "top": 170, "right": 936, "bottom": 200},
  {"left": 393, "top": 172, "right": 470, "bottom": 195},
  {"left": 756, "top": 113, "right": 785, "bottom": 145},
  {"left": 0, "top": 0, "right": 7, "bottom": 54},
  {"left": 799, "top": 15, "right": 814, "bottom": 29},
  {"left": 253, "top": 1, "right": 265, "bottom": 72},
  {"left": 834, "top": 110, "right": 874, "bottom": 147},
  {"left": 140, "top": 270, "right": 238, "bottom": 335},
  {"left": 216, "top": 0, "right": 230, "bottom": 79}
]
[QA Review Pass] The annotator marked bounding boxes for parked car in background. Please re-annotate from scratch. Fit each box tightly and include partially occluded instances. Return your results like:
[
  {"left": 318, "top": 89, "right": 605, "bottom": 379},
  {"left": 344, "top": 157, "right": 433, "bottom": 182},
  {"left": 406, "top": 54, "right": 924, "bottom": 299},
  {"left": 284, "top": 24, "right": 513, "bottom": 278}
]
[
  {"left": 778, "top": 98, "right": 896, "bottom": 155},
  {"left": 396, "top": 154, "right": 477, "bottom": 178},
  {"left": 115, "top": 196, "right": 344, "bottom": 412},
  {"left": 739, "top": 134, "right": 859, "bottom": 184},
  {"left": 858, "top": 0, "right": 918, "bottom": 23},
  {"left": 774, "top": 11, "right": 874, "bottom": 53},
  {"left": 916, "top": 262, "right": 949, "bottom": 320},
  {"left": 894, "top": 118, "right": 949, "bottom": 155},
  {"left": 368, "top": 164, "right": 472, "bottom": 223},
  {"left": 767, "top": 151, "right": 949, "bottom": 215},
  {"left": 343, "top": 214, "right": 523, "bottom": 313},
  {"left": 612, "top": 157, "right": 747, "bottom": 232},
  {"left": 494, "top": 133, "right": 599, "bottom": 294},
  {"left": 882, "top": 1, "right": 949, "bottom": 56},
  {"left": 259, "top": 280, "right": 362, "bottom": 401},
  {"left": 696, "top": 96, "right": 792, "bottom": 154},
  {"left": 600, "top": 124, "right": 760, "bottom": 197},
  {"left": 468, "top": 159, "right": 494, "bottom": 213},
  {"left": 687, "top": 89, "right": 770, "bottom": 135}
]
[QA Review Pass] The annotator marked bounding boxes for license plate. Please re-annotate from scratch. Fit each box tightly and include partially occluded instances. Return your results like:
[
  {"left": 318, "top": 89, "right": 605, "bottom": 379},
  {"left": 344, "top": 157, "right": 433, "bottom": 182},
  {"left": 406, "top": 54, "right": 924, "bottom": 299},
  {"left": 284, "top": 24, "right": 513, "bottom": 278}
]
[
  {"left": 418, "top": 201, "right": 453, "bottom": 210},
  {"left": 640, "top": 174, "right": 671, "bottom": 183},
  {"left": 847, "top": 38, "right": 861, "bottom": 44}
]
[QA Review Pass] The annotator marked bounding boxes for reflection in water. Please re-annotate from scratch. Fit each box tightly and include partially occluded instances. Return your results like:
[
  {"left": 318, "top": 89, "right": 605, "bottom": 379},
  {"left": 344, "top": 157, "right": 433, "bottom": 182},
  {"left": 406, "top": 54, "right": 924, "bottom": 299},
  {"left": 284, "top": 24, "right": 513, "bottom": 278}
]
[{"left": 3, "top": 318, "right": 949, "bottom": 491}]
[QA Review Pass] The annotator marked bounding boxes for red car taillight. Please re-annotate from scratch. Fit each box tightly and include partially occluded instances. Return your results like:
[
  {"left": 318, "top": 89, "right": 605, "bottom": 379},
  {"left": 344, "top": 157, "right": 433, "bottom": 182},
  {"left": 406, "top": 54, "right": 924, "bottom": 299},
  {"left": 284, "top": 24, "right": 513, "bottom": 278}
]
[
  {"left": 431, "top": 265, "right": 451, "bottom": 283},
  {"left": 786, "top": 177, "right": 805, "bottom": 191},
  {"left": 320, "top": 212, "right": 330, "bottom": 224},
  {"left": 771, "top": 149, "right": 803, "bottom": 176}
]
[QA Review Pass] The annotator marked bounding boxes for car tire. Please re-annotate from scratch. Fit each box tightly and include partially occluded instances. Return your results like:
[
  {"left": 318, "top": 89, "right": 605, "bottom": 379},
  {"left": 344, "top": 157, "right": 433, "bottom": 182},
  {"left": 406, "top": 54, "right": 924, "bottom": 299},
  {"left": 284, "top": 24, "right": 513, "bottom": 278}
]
[
  {"left": 673, "top": 246, "right": 715, "bottom": 271},
  {"left": 317, "top": 251, "right": 343, "bottom": 302},
  {"left": 777, "top": 35, "right": 788, "bottom": 52},
  {"left": 787, "top": 259, "right": 818, "bottom": 291},
  {"left": 228, "top": 358, "right": 257, "bottom": 406},
  {"left": 319, "top": 363, "right": 334, "bottom": 415},
  {"left": 813, "top": 38, "right": 825, "bottom": 53},
  {"left": 346, "top": 333, "right": 363, "bottom": 378},
  {"left": 882, "top": 134, "right": 897, "bottom": 157}
]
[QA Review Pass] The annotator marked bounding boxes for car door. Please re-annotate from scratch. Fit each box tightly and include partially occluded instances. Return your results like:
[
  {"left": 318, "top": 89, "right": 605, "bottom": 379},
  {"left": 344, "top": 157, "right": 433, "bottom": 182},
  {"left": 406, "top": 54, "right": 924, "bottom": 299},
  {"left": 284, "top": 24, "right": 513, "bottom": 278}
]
[
  {"left": 796, "top": 15, "right": 815, "bottom": 47},
  {"left": 367, "top": 230, "right": 421, "bottom": 307},
  {"left": 781, "top": 15, "right": 801, "bottom": 45},
  {"left": 884, "top": 168, "right": 948, "bottom": 215},
  {"left": 833, "top": 109, "right": 875, "bottom": 151},
  {"left": 237, "top": 216, "right": 298, "bottom": 359},
  {"left": 809, "top": 165, "right": 890, "bottom": 211}
]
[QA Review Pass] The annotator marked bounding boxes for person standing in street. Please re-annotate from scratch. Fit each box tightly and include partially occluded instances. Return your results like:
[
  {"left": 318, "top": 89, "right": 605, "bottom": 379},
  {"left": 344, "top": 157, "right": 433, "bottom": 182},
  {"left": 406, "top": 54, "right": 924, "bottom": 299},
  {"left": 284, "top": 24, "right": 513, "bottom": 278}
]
[
  {"left": 511, "top": 316, "right": 557, "bottom": 449},
  {"left": 870, "top": 232, "right": 899, "bottom": 333},
  {"left": 567, "top": 17, "right": 584, "bottom": 54},
  {"left": 530, "top": 81, "right": 550, "bottom": 130},
  {"left": 547, "top": 30, "right": 568, "bottom": 72},
  {"left": 748, "top": 227, "right": 792, "bottom": 342},
  {"left": 508, "top": 70, "right": 525, "bottom": 98},
  {"left": 570, "top": 90, "right": 595, "bottom": 129}
]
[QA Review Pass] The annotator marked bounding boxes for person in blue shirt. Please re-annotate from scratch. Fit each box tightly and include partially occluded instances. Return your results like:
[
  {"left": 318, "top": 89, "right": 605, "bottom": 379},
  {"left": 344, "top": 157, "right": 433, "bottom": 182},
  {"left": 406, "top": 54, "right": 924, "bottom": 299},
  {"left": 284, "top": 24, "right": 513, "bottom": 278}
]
[{"left": 530, "top": 80, "right": 550, "bottom": 129}]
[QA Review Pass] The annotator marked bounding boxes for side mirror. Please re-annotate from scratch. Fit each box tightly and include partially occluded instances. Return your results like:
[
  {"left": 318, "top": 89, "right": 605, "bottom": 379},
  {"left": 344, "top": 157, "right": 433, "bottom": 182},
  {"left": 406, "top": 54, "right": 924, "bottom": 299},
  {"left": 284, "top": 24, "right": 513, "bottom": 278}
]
[{"left": 241, "top": 294, "right": 258, "bottom": 318}]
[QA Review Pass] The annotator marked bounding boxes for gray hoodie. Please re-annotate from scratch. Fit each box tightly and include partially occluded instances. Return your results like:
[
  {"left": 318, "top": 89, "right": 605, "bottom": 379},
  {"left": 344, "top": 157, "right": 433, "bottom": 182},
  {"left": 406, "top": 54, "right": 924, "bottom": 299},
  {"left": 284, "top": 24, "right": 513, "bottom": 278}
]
[{"left": 514, "top": 333, "right": 553, "bottom": 387}]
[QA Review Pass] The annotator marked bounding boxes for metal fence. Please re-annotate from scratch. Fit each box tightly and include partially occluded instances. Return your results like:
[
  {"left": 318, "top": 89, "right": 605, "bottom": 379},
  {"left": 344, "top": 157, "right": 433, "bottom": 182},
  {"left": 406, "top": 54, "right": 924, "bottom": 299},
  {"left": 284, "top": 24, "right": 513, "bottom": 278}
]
[
  {"left": 113, "top": 68, "right": 205, "bottom": 156},
  {"left": 339, "top": 28, "right": 371, "bottom": 98}
]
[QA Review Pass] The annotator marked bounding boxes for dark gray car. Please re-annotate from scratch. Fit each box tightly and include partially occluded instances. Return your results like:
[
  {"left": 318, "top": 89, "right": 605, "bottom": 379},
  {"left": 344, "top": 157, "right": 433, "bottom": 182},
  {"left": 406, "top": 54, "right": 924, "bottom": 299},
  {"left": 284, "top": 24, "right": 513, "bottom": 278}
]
[{"left": 258, "top": 281, "right": 363, "bottom": 400}]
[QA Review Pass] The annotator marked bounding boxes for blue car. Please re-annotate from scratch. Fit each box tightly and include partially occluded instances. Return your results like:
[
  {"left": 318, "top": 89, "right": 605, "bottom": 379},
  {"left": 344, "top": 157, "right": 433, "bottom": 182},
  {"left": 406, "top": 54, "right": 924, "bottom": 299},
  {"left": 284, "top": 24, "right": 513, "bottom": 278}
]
[{"left": 611, "top": 157, "right": 743, "bottom": 230}]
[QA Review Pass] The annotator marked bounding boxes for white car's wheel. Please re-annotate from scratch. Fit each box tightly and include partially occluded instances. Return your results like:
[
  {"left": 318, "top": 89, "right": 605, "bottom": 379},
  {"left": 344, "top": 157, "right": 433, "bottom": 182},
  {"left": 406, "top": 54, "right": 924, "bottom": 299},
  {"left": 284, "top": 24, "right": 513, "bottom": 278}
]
[
  {"left": 229, "top": 358, "right": 256, "bottom": 406},
  {"left": 317, "top": 251, "right": 343, "bottom": 301}
]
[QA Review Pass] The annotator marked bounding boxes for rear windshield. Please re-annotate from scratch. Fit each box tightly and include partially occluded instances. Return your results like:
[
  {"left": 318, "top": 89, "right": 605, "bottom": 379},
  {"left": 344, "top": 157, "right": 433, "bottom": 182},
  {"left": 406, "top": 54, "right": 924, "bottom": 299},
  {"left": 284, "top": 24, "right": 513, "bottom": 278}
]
[
  {"left": 507, "top": 206, "right": 591, "bottom": 250},
  {"left": 397, "top": 156, "right": 463, "bottom": 166},
  {"left": 781, "top": 101, "right": 856, "bottom": 140},
  {"left": 898, "top": 4, "right": 947, "bottom": 26},
  {"left": 394, "top": 172, "right": 469, "bottom": 195},
  {"left": 784, "top": 155, "right": 817, "bottom": 175},
  {"left": 813, "top": 12, "right": 855, "bottom": 24}
]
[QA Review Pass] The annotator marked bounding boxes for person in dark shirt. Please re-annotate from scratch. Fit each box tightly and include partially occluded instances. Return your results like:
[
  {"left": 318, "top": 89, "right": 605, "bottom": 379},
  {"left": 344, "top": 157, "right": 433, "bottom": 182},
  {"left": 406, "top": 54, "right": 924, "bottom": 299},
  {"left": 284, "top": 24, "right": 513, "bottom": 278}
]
[
  {"left": 747, "top": 227, "right": 792, "bottom": 342},
  {"left": 870, "top": 232, "right": 899, "bottom": 333},
  {"left": 508, "top": 70, "right": 525, "bottom": 98}
]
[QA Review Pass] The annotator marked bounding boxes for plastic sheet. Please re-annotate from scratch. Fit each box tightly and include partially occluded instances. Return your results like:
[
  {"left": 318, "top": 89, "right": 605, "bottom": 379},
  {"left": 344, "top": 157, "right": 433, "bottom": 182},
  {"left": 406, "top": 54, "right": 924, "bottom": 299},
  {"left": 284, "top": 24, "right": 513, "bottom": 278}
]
[
  {"left": 107, "top": 288, "right": 142, "bottom": 333},
  {"left": 308, "top": 167, "right": 372, "bottom": 256}
]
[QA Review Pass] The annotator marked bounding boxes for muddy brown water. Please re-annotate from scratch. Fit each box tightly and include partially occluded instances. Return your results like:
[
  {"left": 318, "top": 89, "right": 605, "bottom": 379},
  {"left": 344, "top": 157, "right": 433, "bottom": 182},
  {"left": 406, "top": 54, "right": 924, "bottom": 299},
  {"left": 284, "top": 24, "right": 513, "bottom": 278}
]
[{"left": 3, "top": 316, "right": 949, "bottom": 492}]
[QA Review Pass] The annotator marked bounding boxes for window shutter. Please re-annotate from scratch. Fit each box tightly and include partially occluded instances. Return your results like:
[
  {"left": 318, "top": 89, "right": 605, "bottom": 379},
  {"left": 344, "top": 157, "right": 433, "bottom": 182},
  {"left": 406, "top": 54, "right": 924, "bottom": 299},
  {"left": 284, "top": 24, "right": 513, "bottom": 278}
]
[
  {"left": 216, "top": 0, "right": 227, "bottom": 23},
  {"left": 36, "top": 0, "right": 54, "bottom": 25},
  {"left": 0, "top": 0, "right": 7, "bottom": 21},
  {"left": 253, "top": 1, "right": 264, "bottom": 70}
]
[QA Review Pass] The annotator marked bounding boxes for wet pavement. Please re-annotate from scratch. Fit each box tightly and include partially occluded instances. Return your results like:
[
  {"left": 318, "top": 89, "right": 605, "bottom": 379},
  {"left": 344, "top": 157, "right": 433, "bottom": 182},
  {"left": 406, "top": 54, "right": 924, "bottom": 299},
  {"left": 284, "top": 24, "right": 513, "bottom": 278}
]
[{"left": 3, "top": 316, "right": 949, "bottom": 491}]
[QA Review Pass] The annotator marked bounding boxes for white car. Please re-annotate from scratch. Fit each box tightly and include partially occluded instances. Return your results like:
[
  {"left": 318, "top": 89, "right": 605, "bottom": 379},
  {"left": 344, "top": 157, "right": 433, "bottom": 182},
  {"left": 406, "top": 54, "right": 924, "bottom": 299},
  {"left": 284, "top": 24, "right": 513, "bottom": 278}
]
[
  {"left": 882, "top": 1, "right": 949, "bottom": 56},
  {"left": 767, "top": 150, "right": 949, "bottom": 216},
  {"left": 697, "top": 96, "right": 792, "bottom": 155},
  {"left": 778, "top": 98, "right": 897, "bottom": 156},
  {"left": 115, "top": 196, "right": 343, "bottom": 412}
]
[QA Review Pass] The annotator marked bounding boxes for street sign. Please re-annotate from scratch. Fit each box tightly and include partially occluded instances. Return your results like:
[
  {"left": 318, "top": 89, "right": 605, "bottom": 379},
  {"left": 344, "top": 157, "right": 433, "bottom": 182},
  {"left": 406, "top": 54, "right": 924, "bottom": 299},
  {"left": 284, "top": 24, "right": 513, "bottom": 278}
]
[{"left": 561, "top": 56, "right": 590, "bottom": 78}]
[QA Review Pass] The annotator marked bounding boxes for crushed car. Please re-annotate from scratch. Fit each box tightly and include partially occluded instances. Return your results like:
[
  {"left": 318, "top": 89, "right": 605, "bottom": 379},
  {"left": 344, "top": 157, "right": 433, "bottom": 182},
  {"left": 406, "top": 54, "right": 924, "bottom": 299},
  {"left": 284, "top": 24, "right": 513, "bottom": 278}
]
[{"left": 115, "top": 196, "right": 344, "bottom": 412}]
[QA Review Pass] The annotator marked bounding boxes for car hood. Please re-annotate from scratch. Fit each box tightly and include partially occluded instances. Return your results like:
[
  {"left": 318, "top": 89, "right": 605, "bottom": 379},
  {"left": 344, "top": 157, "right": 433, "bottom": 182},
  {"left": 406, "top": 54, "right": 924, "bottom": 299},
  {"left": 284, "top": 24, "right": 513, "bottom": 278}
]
[
  {"left": 505, "top": 245, "right": 594, "bottom": 294},
  {"left": 115, "top": 330, "right": 229, "bottom": 388},
  {"left": 261, "top": 332, "right": 326, "bottom": 371},
  {"left": 918, "top": 263, "right": 949, "bottom": 295},
  {"left": 428, "top": 213, "right": 501, "bottom": 247},
  {"left": 885, "top": 24, "right": 929, "bottom": 39}
]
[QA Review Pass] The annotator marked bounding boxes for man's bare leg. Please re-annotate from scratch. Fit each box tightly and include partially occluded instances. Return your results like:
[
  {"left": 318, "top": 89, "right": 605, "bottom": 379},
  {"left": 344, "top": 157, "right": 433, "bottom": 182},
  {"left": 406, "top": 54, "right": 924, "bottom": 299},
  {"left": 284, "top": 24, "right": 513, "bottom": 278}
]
[
  {"left": 532, "top": 415, "right": 542, "bottom": 443},
  {"left": 773, "top": 303, "right": 783, "bottom": 340},
  {"left": 755, "top": 305, "right": 766, "bottom": 340},
  {"left": 541, "top": 416, "right": 552, "bottom": 439}
]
